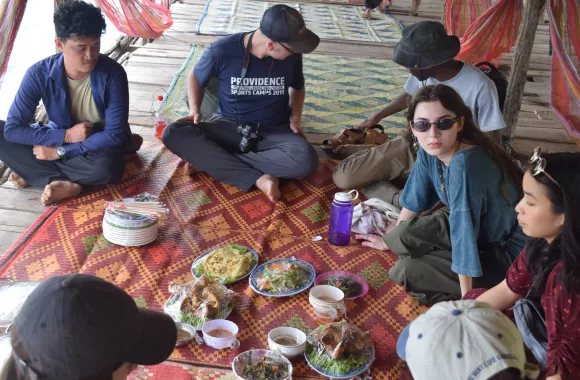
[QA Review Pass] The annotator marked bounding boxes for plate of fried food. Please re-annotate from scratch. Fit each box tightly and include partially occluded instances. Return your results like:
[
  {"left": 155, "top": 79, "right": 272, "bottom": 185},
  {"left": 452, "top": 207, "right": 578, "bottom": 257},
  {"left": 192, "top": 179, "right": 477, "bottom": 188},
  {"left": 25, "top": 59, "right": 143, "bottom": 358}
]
[
  {"left": 164, "top": 277, "right": 236, "bottom": 330},
  {"left": 191, "top": 245, "right": 259, "bottom": 285},
  {"left": 249, "top": 258, "right": 315, "bottom": 297},
  {"left": 304, "top": 321, "right": 375, "bottom": 379}
]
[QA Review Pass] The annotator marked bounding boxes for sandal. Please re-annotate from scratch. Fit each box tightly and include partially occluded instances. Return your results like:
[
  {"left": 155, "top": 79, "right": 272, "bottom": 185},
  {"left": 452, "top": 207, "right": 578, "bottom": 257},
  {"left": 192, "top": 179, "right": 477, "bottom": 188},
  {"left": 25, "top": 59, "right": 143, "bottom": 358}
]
[{"left": 321, "top": 125, "right": 389, "bottom": 159}]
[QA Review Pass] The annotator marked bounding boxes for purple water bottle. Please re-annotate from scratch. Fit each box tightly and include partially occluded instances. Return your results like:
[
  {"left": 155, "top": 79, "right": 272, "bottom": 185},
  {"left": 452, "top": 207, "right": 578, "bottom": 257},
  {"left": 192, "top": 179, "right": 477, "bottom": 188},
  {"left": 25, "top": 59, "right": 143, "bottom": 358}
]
[{"left": 328, "top": 190, "right": 359, "bottom": 246}]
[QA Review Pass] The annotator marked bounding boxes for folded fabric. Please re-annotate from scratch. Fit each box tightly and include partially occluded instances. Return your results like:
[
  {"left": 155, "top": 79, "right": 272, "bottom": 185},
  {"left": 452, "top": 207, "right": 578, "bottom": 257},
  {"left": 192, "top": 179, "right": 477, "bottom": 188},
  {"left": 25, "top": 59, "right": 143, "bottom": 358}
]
[{"left": 352, "top": 198, "right": 400, "bottom": 235}]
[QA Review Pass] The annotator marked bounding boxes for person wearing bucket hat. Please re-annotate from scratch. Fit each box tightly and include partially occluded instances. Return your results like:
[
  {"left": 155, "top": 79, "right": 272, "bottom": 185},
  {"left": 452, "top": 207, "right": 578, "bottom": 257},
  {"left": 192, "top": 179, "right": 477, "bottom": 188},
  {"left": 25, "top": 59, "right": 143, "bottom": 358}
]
[
  {"left": 397, "top": 300, "right": 540, "bottom": 380},
  {"left": 332, "top": 21, "right": 504, "bottom": 206},
  {"left": 162, "top": 4, "right": 320, "bottom": 203},
  {"left": 0, "top": 274, "right": 177, "bottom": 380}
]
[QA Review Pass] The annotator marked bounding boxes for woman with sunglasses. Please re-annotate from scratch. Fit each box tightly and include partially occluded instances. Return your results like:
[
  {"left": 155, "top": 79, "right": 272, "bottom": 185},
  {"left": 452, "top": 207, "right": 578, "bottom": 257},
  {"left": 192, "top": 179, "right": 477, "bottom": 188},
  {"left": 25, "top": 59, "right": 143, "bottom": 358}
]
[
  {"left": 356, "top": 84, "right": 524, "bottom": 304},
  {"left": 464, "top": 149, "right": 580, "bottom": 380}
]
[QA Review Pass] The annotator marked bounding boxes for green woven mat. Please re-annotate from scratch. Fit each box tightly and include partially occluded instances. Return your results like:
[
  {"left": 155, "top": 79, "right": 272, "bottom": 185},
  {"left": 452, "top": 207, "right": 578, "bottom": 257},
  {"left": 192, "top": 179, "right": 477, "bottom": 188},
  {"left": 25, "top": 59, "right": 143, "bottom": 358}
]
[
  {"left": 196, "top": 0, "right": 403, "bottom": 43},
  {"left": 161, "top": 45, "right": 409, "bottom": 136}
]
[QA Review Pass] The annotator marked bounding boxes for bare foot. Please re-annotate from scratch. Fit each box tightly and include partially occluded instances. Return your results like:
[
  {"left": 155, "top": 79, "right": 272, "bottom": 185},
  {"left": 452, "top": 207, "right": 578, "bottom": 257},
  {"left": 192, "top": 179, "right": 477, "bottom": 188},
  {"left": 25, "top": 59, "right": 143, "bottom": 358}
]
[
  {"left": 255, "top": 174, "right": 281, "bottom": 202},
  {"left": 41, "top": 181, "right": 82, "bottom": 206},
  {"left": 8, "top": 172, "right": 28, "bottom": 188}
]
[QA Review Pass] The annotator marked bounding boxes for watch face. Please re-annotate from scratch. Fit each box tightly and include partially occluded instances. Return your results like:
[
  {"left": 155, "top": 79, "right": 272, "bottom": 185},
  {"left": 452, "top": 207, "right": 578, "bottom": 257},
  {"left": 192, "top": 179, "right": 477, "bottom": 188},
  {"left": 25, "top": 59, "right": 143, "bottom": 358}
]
[{"left": 57, "top": 146, "right": 65, "bottom": 157}]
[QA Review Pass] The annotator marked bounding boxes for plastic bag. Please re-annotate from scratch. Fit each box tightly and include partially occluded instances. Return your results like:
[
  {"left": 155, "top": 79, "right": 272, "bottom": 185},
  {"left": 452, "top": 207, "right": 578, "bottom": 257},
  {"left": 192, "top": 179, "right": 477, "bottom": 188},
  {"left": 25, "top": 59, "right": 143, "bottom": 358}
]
[
  {"left": 163, "top": 277, "right": 235, "bottom": 330},
  {"left": 305, "top": 321, "right": 375, "bottom": 377}
]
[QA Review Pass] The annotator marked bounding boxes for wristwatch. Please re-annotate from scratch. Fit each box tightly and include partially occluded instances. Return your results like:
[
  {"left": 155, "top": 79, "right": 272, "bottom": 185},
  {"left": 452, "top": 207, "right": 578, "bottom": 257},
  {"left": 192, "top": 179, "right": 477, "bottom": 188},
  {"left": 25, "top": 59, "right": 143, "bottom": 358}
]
[{"left": 56, "top": 145, "right": 66, "bottom": 160}]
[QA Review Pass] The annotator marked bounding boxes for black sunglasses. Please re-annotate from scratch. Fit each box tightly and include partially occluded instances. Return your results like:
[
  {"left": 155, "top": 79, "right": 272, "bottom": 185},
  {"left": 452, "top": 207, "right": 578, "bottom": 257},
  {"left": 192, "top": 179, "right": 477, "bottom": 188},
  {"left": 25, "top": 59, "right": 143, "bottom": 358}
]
[
  {"left": 410, "top": 117, "right": 459, "bottom": 133},
  {"left": 529, "top": 146, "right": 560, "bottom": 187},
  {"left": 278, "top": 42, "right": 297, "bottom": 55}
]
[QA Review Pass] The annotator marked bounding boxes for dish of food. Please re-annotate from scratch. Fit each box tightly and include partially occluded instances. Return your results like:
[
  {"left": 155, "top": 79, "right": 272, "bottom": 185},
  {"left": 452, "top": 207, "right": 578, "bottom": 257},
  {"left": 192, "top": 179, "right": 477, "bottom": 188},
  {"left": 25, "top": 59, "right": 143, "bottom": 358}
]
[
  {"left": 305, "top": 321, "right": 374, "bottom": 379},
  {"left": 191, "top": 245, "right": 258, "bottom": 285},
  {"left": 249, "top": 258, "right": 315, "bottom": 297},
  {"left": 232, "top": 349, "right": 292, "bottom": 380},
  {"left": 164, "top": 277, "right": 235, "bottom": 330},
  {"left": 314, "top": 271, "right": 369, "bottom": 300},
  {"left": 175, "top": 322, "right": 197, "bottom": 347}
]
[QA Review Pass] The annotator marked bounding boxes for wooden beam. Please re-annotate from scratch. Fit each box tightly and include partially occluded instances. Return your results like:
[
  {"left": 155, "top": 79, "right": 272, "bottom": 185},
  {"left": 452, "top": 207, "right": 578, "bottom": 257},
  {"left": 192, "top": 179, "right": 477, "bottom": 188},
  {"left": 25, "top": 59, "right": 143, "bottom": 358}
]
[{"left": 501, "top": 0, "right": 548, "bottom": 151}]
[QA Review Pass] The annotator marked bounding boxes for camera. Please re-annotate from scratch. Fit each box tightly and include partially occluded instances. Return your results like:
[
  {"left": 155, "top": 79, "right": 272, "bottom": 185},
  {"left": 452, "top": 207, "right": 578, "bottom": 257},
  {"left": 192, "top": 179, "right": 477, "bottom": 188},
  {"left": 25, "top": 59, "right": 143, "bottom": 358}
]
[{"left": 237, "top": 123, "right": 260, "bottom": 153}]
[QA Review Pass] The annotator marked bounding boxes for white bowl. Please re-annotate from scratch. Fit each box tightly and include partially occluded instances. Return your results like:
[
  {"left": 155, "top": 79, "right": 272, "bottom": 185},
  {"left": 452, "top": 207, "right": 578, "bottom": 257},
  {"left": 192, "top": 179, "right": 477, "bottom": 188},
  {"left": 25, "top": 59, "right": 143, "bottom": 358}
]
[
  {"left": 309, "top": 285, "right": 345, "bottom": 307},
  {"left": 267, "top": 327, "right": 307, "bottom": 359},
  {"left": 201, "top": 319, "right": 239, "bottom": 349}
]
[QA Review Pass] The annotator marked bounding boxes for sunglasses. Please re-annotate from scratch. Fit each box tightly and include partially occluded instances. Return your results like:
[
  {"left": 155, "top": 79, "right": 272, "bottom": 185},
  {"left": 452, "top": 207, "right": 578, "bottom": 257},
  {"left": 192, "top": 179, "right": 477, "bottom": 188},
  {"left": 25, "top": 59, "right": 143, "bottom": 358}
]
[
  {"left": 529, "top": 146, "right": 560, "bottom": 187},
  {"left": 278, "top": 42, "right": 297, "bottom": 55},
  {"left": 410, "top": 117, "right": 459, "bottom": 133}
]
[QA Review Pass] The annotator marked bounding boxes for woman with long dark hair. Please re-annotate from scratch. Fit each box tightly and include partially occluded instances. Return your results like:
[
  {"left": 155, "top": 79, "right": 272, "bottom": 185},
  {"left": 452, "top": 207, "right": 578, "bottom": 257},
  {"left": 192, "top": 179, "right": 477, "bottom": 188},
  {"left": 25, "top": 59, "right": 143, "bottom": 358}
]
[
  {"left": 473, "top": 150, "right": 580, "bottom": 380},
  {"left": 356, "top": 84, "right": 525, "bottom": 304}
]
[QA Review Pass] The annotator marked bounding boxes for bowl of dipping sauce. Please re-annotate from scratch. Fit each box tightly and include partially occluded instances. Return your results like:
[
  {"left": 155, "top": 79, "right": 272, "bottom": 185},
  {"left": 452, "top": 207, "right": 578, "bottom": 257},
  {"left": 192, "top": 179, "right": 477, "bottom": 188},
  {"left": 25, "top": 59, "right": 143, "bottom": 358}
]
[
  {"left": 309, "top": 285, "right": 344, "bottom": 307},
  {"left": 175, "top": 322, "right": 196, "bottom": 347},
  {"left": 202, "top": 319, "right": 239, "bottom": 349},
  {"left": 267, "top": 327, "right": 307, "bottom": 359}
]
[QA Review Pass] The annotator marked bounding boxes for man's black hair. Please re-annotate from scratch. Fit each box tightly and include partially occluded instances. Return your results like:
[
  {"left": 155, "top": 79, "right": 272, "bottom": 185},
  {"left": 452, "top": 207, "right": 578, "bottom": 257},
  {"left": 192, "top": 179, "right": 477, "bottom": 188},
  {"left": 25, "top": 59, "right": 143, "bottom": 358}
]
[{"left": 54, "top": 0, "right": 106, "bottom": 41}]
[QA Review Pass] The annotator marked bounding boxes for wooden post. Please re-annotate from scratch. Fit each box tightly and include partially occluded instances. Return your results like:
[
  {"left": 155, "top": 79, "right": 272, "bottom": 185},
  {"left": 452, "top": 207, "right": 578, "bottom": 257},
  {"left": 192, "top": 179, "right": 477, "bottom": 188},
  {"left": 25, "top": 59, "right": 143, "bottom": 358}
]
[{"left": 501, "top": 0, "right": 547, "bottom": 151}]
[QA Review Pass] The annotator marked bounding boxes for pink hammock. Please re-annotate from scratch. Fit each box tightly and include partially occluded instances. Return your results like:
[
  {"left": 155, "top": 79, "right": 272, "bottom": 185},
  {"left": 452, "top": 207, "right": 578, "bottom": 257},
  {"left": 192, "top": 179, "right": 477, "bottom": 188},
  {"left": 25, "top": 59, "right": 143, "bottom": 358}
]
[
  {"left": 548, "top": 0, "right": 580, "bottom": 145},
  {"left": 446, "top": 0, "right": 523, "bottom": 65},
  {"left": 0, "top": 0, "right": 27, "bottom": 91},
  {"left": 445, "top": 0, "right": 492, "bottom": 37},
  {"left": 95, "top": 0, "right": 173, "bottom": 39}
]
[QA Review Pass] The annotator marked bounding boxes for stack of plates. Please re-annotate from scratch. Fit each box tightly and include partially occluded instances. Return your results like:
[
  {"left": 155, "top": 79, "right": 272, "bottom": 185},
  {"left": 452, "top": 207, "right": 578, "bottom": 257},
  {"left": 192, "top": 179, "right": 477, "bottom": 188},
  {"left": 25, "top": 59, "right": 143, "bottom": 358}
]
[{"left": 102, "top": 208, "right": 158, "bottom": 246}]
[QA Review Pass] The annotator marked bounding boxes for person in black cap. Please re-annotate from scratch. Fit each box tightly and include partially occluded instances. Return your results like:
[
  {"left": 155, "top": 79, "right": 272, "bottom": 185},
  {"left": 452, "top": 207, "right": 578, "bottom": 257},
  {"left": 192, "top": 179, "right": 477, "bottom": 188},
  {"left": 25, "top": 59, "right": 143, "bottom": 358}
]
[
  {"left": 0, "top": 274, "right": 177, "bottom": 380},
  {"left": 162, "top": 4, "right": 320, "bottom": 202},
  {"left": 332, "top": 21, "right": 504, "bottom": 208}
]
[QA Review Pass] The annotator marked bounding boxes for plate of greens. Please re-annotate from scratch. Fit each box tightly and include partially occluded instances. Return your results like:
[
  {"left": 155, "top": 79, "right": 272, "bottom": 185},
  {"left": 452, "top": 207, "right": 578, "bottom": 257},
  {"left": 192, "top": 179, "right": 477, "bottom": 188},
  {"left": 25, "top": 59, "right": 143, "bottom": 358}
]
[
  {"left": 304, "top": 321, "right": 375, "bottom": 379},
  {"left": 232, "top": 349, "right": 292, "bottom": 380},
  {"left": 314, "top": 271, "right": 369, "bottom": 300},
  {"left": 249, "top": 258, "right": 315, "bottom": 297},
  {"left": 191, "top": 244, "right": 259, "bottom": 285}
]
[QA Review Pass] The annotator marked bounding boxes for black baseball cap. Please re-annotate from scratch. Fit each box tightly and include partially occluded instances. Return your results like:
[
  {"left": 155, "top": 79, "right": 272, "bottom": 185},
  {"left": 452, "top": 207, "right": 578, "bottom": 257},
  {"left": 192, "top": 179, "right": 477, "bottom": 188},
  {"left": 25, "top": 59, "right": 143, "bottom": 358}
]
[
  {"left": 13, "top": 274, "right": 177, "bottom": 379},
  {"left": 259, "top": 4, "right": 320, "bottom": 54}
]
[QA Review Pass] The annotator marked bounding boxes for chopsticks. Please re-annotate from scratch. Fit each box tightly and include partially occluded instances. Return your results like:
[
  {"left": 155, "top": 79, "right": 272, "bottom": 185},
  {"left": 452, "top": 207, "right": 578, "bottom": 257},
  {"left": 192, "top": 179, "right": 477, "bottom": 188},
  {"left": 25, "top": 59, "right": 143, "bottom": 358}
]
[{"left": 105, "top": 201, "right": 169, "bottom": 217}]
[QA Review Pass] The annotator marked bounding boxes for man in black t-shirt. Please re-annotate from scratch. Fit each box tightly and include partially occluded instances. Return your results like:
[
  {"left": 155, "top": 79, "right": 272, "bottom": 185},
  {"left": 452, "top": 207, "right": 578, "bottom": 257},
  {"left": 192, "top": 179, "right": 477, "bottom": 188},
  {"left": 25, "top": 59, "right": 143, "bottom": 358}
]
[{"left": 162, "top": 5, "right": 320, "bottom": 202}]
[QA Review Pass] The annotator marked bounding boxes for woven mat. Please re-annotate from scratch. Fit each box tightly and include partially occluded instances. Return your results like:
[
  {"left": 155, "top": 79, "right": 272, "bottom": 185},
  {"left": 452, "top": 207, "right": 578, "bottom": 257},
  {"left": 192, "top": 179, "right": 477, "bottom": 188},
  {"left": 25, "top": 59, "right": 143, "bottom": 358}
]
[
  {"left": 0, "top": 142, "right": 424, "bottom": 379},
  {"left": 161, "top": 45, "right": 409, "bottom": 136},
  {"left": 196, "top": 0, "right": 403, "bottom": 43}
]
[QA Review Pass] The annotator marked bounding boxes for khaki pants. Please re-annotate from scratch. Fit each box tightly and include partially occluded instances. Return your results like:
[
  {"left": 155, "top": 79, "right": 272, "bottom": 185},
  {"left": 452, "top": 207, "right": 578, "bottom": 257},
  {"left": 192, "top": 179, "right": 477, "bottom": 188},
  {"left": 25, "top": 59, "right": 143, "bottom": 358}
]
[
  {"left": 332, "top": 136, "right": 416, "bottom": 190},
  {"left": 385, "top": 208, "right": 514, "bottom": 305}
]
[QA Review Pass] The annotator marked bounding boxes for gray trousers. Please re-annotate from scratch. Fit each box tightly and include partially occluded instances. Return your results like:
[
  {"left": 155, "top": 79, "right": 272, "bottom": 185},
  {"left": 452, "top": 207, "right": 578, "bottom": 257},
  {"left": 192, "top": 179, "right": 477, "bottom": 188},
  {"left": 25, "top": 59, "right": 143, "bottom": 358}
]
[
  {"left": 161, "top": 115, "right": 319, "bottom": 191},
  {"left": 385, "top": 208, "right": 514, "bottom": 305},
  {"left": 0, "top": 120, "right": 124, "bottom": 187}
]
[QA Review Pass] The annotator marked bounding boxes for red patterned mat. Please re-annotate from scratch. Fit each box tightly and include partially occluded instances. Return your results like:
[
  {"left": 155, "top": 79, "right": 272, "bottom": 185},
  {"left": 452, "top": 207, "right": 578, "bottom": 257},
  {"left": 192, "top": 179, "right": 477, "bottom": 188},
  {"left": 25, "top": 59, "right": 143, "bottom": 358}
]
[{"left": 0, "top": 142, "right": 425, "bottom": 379}]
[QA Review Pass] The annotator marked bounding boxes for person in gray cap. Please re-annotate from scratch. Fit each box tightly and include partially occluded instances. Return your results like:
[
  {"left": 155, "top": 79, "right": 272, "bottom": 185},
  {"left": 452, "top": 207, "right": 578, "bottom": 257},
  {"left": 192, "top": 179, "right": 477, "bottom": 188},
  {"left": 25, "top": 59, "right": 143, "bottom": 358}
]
[
  {"left": 162, "top": 4, "right": 320, "bottom": 203},
  {"left": 332, "top": 21, "right": 504, "bottom": 208},
  {"left": 0, "top": 274, "right": 177, "bottom": 380}
]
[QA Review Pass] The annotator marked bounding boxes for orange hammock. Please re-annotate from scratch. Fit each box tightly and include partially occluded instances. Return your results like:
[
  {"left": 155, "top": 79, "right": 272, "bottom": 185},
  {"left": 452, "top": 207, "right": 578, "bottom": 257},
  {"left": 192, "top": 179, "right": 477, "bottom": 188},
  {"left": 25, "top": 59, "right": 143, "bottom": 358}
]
[
  {"left": 548, "top": 0, "right": 580, "bottom": 145},
  {"left": 446, "top": 0, "right": 523, "bottom": 65},
  {"left": 0, "top": 0, "right": 27, "bottom": 91},
  {"left": 95, "top": 0, "right": 173, "bottom": 39},
  {"left": 445, "top": 0, "right": 492, "bottom": 37}
]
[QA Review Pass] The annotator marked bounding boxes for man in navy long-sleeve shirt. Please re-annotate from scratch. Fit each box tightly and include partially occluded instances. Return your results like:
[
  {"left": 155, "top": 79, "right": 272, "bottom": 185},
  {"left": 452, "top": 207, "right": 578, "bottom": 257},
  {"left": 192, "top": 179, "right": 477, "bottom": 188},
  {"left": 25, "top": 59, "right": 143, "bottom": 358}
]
[{"left": 0, "top": 0, "right": 140, "bottom": 205}]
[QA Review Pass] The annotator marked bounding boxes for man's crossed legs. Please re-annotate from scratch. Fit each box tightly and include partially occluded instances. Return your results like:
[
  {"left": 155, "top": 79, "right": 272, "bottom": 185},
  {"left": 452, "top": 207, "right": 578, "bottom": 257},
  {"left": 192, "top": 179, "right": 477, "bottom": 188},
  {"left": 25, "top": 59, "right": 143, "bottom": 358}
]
[
  {"left": 0, "top": 121, "right": 125, "bottom": 205},
  {"left": 162, "top": 115, "right": 319, "bottom": 201}
]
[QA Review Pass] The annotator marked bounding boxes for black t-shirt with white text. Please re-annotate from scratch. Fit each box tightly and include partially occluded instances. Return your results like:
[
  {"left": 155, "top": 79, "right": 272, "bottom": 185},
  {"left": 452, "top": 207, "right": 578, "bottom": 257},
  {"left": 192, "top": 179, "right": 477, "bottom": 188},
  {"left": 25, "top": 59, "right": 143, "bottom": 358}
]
[{"left": 193, "top": 32, "right": 305, "bottom": 128}]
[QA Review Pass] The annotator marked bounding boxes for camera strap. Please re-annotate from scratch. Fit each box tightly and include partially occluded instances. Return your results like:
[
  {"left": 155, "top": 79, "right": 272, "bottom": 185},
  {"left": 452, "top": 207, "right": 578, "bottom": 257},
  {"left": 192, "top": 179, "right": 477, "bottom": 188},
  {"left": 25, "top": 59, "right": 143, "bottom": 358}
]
[{"left": 234, "top": 31, "right": 255, "bottom": 128}]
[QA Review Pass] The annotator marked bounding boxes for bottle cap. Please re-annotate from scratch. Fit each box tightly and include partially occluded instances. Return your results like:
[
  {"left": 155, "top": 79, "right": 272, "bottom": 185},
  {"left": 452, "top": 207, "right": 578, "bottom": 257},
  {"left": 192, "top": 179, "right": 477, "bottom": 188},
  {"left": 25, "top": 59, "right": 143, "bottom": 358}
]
[
  {"left": 334, "top": 190, "right": 358, "bottom": 202},
  {"left": 157, "top": 95, "right": 164, "bottom": 101}
]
